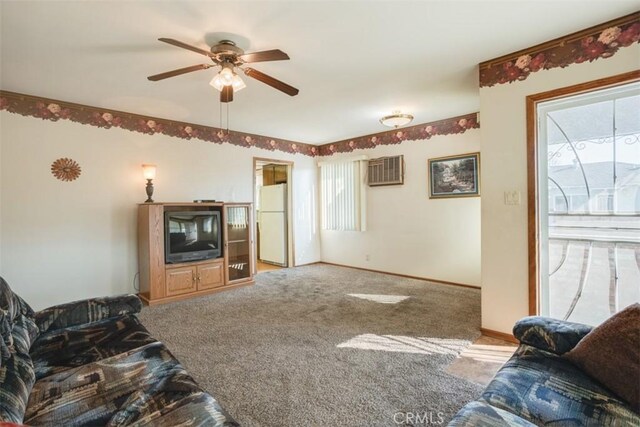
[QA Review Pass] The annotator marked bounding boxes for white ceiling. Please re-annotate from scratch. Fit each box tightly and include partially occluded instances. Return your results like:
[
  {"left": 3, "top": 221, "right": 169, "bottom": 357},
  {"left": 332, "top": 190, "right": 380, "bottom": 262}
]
[{"left": 0, "top": 1, "right": 637, "bottom": 144}]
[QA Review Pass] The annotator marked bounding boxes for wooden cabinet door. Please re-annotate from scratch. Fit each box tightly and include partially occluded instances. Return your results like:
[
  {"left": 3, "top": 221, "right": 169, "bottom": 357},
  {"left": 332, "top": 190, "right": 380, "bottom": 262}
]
[
  {"left": 197, "top": 262, "right": 223, "bottom": 290},
  {"left": 165, "top": 266, "right": 197, "bottom": 296}
]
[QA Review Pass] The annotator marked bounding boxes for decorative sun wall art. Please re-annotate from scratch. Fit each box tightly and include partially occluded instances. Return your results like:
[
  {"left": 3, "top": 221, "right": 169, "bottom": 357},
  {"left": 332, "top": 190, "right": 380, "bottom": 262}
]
[{"left": 51, "top": 157, "right": 82, "bottom": 182}]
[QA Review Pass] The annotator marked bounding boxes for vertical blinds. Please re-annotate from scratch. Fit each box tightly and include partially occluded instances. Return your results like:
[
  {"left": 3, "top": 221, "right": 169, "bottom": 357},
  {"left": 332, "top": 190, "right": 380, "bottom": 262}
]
[
  {"left": 320, "top": 160, "right": 362, "bottom": 231},
  {"left": 227, "top": 207, "right": 248, "bottom": 228}
]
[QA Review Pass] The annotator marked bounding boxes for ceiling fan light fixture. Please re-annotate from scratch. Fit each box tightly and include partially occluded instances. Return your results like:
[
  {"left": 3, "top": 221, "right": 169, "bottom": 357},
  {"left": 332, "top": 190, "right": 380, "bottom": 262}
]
[
  {"left": 210, "top": 62, "right": 246, "bottom": 93},
  {"left": 209, "top": 74, "right": 225, "bottom": 91},
  {"left": 231, "top": 74, "right": 246, "bottom": 92},
  {"left": 380, "top": 111, "right": 414, "bottom": 128},
  {"left": 151, "top": 38, "right": 299, "bottom": 101},
  {"left": 219, "top": 66, "right": 234, "bottom": 85}
]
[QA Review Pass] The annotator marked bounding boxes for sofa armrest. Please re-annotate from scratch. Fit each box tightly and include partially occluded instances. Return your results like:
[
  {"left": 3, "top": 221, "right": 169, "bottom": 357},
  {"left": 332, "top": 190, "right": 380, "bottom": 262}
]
[
  {"left": 513, "top": 316, "right": 592, "bottom": 355},
  {"left": 35, "top": 294, "right": 142, "bottom": 334}
]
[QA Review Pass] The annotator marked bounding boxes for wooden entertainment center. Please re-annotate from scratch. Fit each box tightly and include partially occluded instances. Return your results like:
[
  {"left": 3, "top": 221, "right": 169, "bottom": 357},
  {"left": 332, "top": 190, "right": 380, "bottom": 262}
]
[{"left": 137, "top": 202, "right": 254, "bottom": 305}]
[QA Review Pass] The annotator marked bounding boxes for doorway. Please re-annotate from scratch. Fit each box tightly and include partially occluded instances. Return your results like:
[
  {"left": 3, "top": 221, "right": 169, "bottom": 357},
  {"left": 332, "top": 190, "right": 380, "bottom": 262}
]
[
  {"left": 253, "top": 158, "right": 294, "bottom": 273},
  {"left": 528, "top": 72, "right": 640, "bottom": 325}
]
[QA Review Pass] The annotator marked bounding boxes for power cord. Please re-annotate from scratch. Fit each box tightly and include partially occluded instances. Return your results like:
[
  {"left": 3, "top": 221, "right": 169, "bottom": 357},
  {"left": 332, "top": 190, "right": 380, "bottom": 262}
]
[{"left": 133, "top": 272, "right": 140, "bottom": 292}]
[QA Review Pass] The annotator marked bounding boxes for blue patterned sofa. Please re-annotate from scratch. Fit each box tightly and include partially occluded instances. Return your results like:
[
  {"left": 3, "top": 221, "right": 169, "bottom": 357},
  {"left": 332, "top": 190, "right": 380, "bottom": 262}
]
[
  {"left": 449, "top": 317, "right": 639, "bottom": 426},
  {"left": 0, "top": 277, "right": 238, "bottom": 426}
]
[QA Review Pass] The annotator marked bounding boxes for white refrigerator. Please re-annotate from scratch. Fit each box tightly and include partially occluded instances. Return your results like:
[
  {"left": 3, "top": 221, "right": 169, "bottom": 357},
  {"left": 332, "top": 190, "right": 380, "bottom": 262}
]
[{"left": 259, "top": 184, "right": 287, "bottom": 266}]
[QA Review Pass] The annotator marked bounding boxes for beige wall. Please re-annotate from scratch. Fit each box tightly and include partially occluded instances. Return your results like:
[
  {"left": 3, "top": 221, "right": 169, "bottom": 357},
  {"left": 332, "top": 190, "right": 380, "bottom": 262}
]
[
  {"left": 480, "top": 45, "right": 640, "bottom": 334},
  {"left": 0, "top": 114, "right": 320, "bottom": 310},
  {"left": 320, "top": 129, "right": 481, "bottom": 287}
]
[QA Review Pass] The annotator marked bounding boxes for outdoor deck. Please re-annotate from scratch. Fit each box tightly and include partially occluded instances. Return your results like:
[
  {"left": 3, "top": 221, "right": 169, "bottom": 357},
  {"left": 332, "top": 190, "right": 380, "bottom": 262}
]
[{"left": 547, "top": 214, "right": 640, "bottom": 325}]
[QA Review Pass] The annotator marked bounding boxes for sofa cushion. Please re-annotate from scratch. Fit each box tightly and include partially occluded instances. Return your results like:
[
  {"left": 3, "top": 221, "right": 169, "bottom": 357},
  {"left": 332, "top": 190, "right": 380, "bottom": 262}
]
[
  {"left": 0, "top": 316, "right": 37, "bottom": 424},
  {"left": 565, "top": 303, "right": 640, "bottom": 413},
  {"left": 121, "top": 391, "right": 237, "bottom": 427},
  {"left": 25, "top": 341, "right": 237, "bottom": 426},
  {"left": 481, "top": 344, "right": 639, "bottom": 426},
  {"left": 448, "top": 401, "right": 537, "bottom": 426},
  {"left": 0, "top": 351, "right": 35, "bottom": 424},
  {"left": 30, "top": 314, "right": 156, "bottom": 379}
]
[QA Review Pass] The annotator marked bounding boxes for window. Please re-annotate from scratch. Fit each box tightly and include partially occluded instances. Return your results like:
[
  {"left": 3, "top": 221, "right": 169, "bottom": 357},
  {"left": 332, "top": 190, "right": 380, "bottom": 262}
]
[{"left": 319, "top": 158, "right": 366, "bottom": 231}]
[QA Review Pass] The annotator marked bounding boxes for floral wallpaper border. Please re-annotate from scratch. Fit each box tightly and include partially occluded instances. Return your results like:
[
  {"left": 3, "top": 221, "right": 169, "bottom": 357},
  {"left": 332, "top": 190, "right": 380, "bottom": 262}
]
[
  {"left": 317, "top": 113, "right": 479, "bottom": 156},
  {"left": 0, "top": 90, "right": 479, "bottom": 157},
  {"left": 0, "top": 91, "right": 319, "bottom": 156},
  {"left": 479, "top": 12, "right": 639, "bottom": 88}
]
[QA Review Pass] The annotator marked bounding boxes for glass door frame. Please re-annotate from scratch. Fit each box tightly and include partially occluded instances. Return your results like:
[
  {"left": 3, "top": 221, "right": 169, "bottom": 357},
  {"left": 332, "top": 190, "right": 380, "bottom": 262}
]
[
  {"left": 224, "top": 203, "right": 255, "bottom": 285},
  {"left": 526, "top": 70, "right": 640, "bottom": 316}
]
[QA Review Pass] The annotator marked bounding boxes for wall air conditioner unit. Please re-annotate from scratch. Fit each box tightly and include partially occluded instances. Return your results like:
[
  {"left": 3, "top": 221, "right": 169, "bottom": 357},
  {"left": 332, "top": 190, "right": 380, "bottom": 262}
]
[{"left": 367, "top": 155, "right": 404, "bottom": 186}]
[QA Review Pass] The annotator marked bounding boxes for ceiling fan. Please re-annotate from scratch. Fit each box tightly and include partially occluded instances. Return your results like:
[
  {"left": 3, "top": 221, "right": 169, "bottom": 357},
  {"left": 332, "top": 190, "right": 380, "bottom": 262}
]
[{"left": 148, "top": 38, "right": 299, "bottom": 103}]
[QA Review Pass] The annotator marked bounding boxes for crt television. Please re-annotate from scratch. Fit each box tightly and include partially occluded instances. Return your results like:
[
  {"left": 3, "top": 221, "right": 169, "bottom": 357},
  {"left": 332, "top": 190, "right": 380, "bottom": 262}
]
[{"left": 165, "top": 211, "right": 221, "bottom": 263}]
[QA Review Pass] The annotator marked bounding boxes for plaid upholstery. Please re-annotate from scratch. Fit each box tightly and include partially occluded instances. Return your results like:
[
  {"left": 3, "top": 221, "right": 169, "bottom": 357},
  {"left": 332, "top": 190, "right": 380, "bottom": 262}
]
[
  {"left": 0, "top": 277, "right": 238, "bottom": 426},
  {"left": 449, "top": 317, "right": 639, "bottom": 426},
  {"left": 513, "top": 316, "right": 593, "bottom": 355},
  {"left": 35, "top": 294, "right": 142, "bottom": 334},
  {"left": 0, "top": 277, "right": 34, "bottom": 324},
  {"left": 25, "top": 342, "right": 235, "bottom": 426},
  {"left": 449, "top": 401, "right": 537, "bottom": 426},
  {"left": 31, "top": 314, "right": 156, "bottom": 380},
  {"left": 481, "top": 344, "right": 638, "bottom": 425},
  {"left": 0, "top": 278, "right": 38, "bottom": 424}
]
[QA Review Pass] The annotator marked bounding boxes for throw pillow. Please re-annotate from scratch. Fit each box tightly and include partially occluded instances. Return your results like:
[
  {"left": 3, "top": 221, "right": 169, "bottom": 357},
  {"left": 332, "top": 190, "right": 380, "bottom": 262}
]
[{"left": 565, "top": 303, "right": 639, "bottom": 413}]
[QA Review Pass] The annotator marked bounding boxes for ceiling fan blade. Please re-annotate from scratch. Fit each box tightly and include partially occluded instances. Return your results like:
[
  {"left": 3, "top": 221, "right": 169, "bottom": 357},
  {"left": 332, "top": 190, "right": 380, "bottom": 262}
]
[
  {"left": 147, "top": 64, "right": 211, "bottom": 81},
  {"left": 158, "top": 38, "right": 215, "bottom": 58},
  {"left": 221, "top": 85, "right": 234, "bottom": 103},
  {"left": 239, "top": 49, "right": 290, "bottom": 63},
  {"left": 243, "top": 68, "right": 299, "bottom": 96}
]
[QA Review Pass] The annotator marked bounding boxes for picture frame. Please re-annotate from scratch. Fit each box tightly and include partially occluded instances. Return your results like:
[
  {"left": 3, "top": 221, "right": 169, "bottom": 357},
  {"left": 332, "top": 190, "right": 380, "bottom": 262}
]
[{"left": 428, "top": 152, "right": 480, "bottom": 198}]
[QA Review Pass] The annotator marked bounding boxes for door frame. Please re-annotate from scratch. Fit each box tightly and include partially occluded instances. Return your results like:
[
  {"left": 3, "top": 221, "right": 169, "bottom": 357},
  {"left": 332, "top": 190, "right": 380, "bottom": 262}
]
[
  {"left": 526, "top": 70, "right": 640, "bottom": 315},
  {"left": 253, "top": 157, "right": 295, "bottom": 271}
]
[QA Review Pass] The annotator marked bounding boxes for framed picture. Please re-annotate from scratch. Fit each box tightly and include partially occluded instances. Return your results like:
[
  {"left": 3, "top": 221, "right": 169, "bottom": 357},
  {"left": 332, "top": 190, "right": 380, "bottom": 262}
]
[{"left": 428, "top": 152, "right": 480, "bottom": 198}]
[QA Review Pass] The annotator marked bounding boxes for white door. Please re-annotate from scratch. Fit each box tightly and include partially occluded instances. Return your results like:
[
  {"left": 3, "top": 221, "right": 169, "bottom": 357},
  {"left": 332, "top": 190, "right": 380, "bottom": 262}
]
[{"left": 537, "top": 81, "right": 640, "bottom": 326}]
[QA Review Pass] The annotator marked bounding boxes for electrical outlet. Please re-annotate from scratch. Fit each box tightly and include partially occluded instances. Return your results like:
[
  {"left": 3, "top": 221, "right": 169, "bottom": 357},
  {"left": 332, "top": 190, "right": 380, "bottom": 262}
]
[
  {"left": 504, "top": 191, "right": 521, "bottom": 206},
  {"left": 365, "top": 254, "right": 370, "bottom": 261}
]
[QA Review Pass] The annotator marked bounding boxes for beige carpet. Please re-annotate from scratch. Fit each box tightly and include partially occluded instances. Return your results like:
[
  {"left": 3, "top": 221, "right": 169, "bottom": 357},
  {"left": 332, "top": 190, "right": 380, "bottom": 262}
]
[{"left": 139, "top": 264, "right": 485, "bottom": 426}]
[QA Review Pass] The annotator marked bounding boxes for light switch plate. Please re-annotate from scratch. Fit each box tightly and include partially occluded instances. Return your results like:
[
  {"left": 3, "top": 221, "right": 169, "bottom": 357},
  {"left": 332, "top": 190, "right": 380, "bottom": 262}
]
[{"left": 504, "top": 191, "right": 521, "bottom": 205}]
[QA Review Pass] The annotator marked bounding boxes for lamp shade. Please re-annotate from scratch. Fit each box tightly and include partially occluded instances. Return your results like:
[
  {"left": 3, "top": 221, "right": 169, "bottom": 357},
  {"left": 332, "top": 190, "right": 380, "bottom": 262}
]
[{"left": 142, "top": 164, "right": 157, "bottom": 180}]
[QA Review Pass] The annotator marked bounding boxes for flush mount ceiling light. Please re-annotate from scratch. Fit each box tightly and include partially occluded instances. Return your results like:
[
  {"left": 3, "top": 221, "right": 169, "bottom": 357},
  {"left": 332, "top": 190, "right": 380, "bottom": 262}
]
[{"left": 380, "top": 111, "right": 414, "bottom": 128}]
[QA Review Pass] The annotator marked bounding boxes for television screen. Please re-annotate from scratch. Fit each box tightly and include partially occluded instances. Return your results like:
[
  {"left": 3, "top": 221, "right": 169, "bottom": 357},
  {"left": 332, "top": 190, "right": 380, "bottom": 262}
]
[{"left": 165, "top": 211, "right": 221, "bottom": 263}]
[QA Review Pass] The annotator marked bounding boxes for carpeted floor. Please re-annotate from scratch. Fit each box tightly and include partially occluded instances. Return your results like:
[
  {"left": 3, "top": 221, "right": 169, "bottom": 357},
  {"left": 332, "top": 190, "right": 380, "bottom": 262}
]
[{"left": 139, "top": 264, "right": 484, "bottom": 426}]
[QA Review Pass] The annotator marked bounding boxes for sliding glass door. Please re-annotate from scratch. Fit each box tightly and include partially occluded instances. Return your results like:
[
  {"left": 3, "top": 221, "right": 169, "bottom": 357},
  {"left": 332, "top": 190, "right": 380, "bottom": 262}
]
[{"left": 537, "top": 81, "right": 640, "bottom": 325}]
